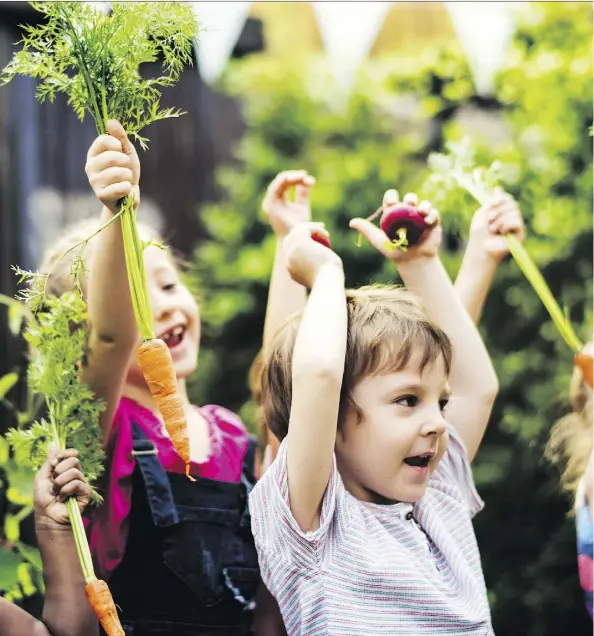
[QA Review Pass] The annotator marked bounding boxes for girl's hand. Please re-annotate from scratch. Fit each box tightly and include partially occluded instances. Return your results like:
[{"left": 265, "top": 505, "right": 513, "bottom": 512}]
[
  {"left": 283, "top": 222, "right": 342, "bottom": 289},
  {"left": 34, "top": 446, "right": 91, "bottom": 529},
  {"left": 349, "top": 190, "right": 442, "bottom": 262},
  {"left": 85, "top": 119, "right": 140, "bottom": 215},
  {"left": 263, "top": 170, "right": 315, "bottom": 238},
  {"left": 468, "top": 187, "right": 525, "bottom": 261}
]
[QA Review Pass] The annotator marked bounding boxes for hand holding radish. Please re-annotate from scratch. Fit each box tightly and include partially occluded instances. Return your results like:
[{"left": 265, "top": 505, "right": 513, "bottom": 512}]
[
  {"left": 263, "top": 170, "right": 315, "bottom": 238},
  {"left": 34, "top": 445, "right": 91, "bottom": 528},
  {"left": 85, "top": 119, "right": 140, "bottom": 215},
  {"left": 468, "top": 187, "right": 525, "bottom": 261},
  {"left": 350, "top": 190, "right": 442, "bottom": 262},
  {"left": 283, "top": 222, "right": 341, "bottom": 289}
]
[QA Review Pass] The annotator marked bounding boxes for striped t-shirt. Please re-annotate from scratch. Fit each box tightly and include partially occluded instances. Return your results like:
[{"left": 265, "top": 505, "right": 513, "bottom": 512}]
[{"left": 249, "top": 426, "right": 494, "bottom": 635}]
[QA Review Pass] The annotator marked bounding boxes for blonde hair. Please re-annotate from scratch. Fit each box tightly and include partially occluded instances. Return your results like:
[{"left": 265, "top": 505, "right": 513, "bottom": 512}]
[
  {"left": 38, "top": 217, "right": 161, "bottom": 299},
  {"left": 261, "top": 284, "right": 453, "bottom": 442},
  {"left": 545, "top": 356, "right": 593, "bottom": 499}
]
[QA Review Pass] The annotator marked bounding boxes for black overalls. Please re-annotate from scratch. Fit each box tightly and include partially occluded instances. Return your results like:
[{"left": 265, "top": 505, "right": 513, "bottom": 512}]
[{"left": 105, "top": 422, "right": 262, "bottom": 636}]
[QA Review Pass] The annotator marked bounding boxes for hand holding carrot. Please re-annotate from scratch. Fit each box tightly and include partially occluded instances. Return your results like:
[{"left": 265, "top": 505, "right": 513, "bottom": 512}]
[
  {"left": 468, "top": 187, "right": 525, "bottom": 262},
  {"left": 263, "top": 170, "right": 315, "bottom": 238},
  {"left": 34, "top": 445, "right": 91, "bottom": 529},
  {"left": 350, "top": 190, "right": 442, "bottom": 262},
  {"left": 283, "top": 222, "right": 341, "bottom": 289},
  {"left": 85, "top": 119, "right": 140, "bottom": 215}
]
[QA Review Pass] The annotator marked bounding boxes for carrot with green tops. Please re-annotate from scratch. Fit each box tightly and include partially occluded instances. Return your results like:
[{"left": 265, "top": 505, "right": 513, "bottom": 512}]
[{"left": 137, "top": 339, "right": 193, "bottom": 478}]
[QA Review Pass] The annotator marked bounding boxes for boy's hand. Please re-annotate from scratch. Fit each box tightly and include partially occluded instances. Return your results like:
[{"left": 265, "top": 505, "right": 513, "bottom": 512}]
[
  {"left": 85, "top": 119, "right": 140, "bottom": 215},
  {"left": 263, "top": 170, "right": 315, "bottom": 238},
  {"left": 468, "top": 187, "right": 525, "bottom": 261},
  {"left": 283, "top": 222, "right": 342, "bottom": 289},
  {"left": 34, "top": 446, "right": 91, "bottom": 529},
  {"left": 349, "top": 190, "right": 441, "bottom": 262}
]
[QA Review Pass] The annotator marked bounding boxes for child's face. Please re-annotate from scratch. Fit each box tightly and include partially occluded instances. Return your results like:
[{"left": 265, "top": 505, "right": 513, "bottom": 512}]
[
  {"left": 127, "top": 244, "right": 200, "bottom": 384},
  {"left": 336, "top": 351, "right": 450, "bottom": 505}
]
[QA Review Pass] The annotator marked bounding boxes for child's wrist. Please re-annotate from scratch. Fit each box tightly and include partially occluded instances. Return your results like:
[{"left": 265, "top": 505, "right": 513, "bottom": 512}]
[{"left": 464, "top": 240, "right": 502, "bottom": 270}]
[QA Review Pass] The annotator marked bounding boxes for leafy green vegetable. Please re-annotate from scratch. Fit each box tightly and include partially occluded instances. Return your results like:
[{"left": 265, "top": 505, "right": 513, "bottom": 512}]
[
  {"left": 2, "top": 1, "right": 200, "bottom": 338},
  {"left": 424, "top": 138, "right": 503, "bottom": 213},
  {"left": 423, "top": 137, "right": 583, "bottom": 353},
  {"left": 2, "top": 1, "right": 199, "bottom": 148},
  {"left": 6, "top": 292, "right": 104, "bottom": 502}
]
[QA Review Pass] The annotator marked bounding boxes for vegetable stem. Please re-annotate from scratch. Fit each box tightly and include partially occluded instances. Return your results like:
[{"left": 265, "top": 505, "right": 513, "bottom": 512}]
[{"left": 459, "top": 179, "right": 583, "bottom": 353}]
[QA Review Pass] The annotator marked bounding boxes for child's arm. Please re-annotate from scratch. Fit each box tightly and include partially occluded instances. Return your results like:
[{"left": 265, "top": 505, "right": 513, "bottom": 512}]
[
  {"left": 83, "top": 119, "right": 141, "bottom": 442},
  {"left": 0, "top": 447, "right": 98, "bottom": 636},
  {"left": 34, "top": 447, "right": 99, "bottom": 636},
  {"left": 283, "top": 223, "right": 346, "bottom": 532},
  {"left": 350, "top": 190, "right": 498, "bottom": 462},
  {"left": 262, "top": 170, "right": 314, "bottom": 355},
  {"left": 454, "top": 189, "right": 525, "bottom": 324}
]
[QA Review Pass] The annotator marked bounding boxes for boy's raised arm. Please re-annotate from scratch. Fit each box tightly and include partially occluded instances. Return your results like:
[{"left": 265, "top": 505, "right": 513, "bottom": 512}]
[
  {"left": 283, "top": 224, "right": 347, "bottom": 532},
  {"left": 350, "top": 190, "right": 498, "bottom": 462}
]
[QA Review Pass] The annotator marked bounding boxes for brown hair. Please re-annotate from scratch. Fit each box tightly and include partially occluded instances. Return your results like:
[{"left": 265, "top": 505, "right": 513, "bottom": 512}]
[
  {"left": 38, "top": 217, "right": 161, "bottom": 299},
  {"left": 545, "top": 356, "right": 593, "bottom": 500},
  {"left": 262, "top": 284, "right": 453, "bottom": 442}
]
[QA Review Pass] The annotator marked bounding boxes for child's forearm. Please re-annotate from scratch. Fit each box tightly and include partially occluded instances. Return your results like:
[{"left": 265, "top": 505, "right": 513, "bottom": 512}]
[
  {"left": 398, "top": 256, "right": 498, "bottom": 460},
  {"left": 0, "top": 598, "right": 51, "bottom": 636},
  {"left": 84, "top": 206, "right": 139, "bottom": 440},
  {"left": 88, "top": 206, "right": 137, "bottom": 344},
  {"left": 454, "top": 244, "right": 499, "bottom": 324},
  {"left": 287, "top": 263, "right": 346, "bottom": 531},
  {"left": 35, "top": 521, "right": 99, "bottom": 636},
  {"left": 263, "top": 240, "right": 307, "bottom": 356}
]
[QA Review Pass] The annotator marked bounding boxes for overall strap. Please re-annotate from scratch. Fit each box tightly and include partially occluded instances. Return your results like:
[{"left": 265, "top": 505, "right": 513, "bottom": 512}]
[
  {"left": 238, "top": 435, "right": 258, "bottom": 530},
  {"left": 131, "top": 422, "right": 179, "bottom": 527}
]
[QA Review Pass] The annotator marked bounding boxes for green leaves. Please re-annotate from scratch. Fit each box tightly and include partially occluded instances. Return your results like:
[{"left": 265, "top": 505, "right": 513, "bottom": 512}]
[
  {"left": 6, "top": 293, "right": 105, "bottom": 502},
  {"left": 424, "top": 138, "right": 503, "bottom": 210},
  {"left": 2, "top": 1, "right": 199, "bottom": 141}
]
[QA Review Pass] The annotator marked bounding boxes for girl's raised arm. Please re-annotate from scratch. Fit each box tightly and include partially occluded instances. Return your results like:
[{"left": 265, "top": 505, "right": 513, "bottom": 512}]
[{"left": 83, "top": 120, "right": 141, "bottom": 443}]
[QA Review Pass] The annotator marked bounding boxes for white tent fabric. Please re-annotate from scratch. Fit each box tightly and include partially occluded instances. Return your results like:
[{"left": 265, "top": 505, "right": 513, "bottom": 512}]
[
  {"left": 192, "top": 2, "right": 253, "bottom": 86},
  {"left": 312, "top": 1, "right": 392, "bottom": 91},
  {"left": 188, "top": 1, "right": 519, "bottom": 94},
  {"left": 445, "top": 2, "right": 517, "bottom": 96}
]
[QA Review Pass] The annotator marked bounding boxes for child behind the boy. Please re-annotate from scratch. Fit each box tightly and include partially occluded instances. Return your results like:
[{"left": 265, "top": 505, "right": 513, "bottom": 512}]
[
  {"left": 32, "top": 119, "right": 311, "bottom": 634},
  {"left": 250, "top": 191, "right": 500, "bottom": 634}
]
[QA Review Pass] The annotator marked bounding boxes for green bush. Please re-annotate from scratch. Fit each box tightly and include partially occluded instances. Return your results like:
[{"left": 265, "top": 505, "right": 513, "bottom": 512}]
[{"left": 188, "top": 3, "right": 592, "bottom": 633}]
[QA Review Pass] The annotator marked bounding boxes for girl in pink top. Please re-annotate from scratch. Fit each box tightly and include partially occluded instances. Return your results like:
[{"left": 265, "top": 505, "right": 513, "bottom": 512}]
[{"left": 39, "top": 119, "right": 313, "bottom": 635}]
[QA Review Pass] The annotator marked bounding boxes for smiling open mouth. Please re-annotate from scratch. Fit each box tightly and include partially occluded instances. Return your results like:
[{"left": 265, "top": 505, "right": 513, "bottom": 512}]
[{"left": 162, "top": 326, "right": 186, "bottom": 348}]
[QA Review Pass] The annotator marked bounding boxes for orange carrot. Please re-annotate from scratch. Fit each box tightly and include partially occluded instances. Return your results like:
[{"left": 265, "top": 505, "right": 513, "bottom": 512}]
[
  {"left": 137, "top": 338, "right": 195, "bottom": 479},
  {"left": 85, "top": 579, "right": 124, "bottom": 636},
  {"left": 575, "top": 349, "right": 593, "bottom": 388}
]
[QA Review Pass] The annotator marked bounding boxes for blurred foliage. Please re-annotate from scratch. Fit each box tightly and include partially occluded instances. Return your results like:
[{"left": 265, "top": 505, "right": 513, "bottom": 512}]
[
  {"left": 188, "top": 2, "right": 592, "bottom": 634},
  {"left": 0, "top": 298, "right": 44, "bottom": 607}
]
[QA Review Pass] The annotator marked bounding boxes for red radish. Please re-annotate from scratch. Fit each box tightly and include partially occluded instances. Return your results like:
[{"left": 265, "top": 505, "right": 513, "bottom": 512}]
[
  {"left": 312, "top": 232, "right": 331, "bottom": 249},
  {"left": 575, "top": 350, "right": 593, "bottom": 388},
  {"left": 380, "top": 203, "right": 427, "bottom": 249}
]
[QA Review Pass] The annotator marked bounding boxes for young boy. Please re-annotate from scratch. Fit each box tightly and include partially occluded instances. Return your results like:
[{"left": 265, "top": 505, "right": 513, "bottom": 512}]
[{"left": 250, "top": 190, "right": 502, "bottom": 634}]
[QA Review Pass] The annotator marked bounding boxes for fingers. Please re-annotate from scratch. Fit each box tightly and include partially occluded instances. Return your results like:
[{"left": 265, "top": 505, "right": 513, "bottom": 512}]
[
  {"left": 295, "top": 176, "right": 316, "bottom": 206},
  {"left": 382, "top": 189, "right": 399, "bottom": 209},
  {"left": 349, "top": 217, "right": 389, "bottom": 251},
  {"left": 264, "top": 170, "right": 313, "bottom": 209},
  {"left": 51, "top": 452, "right": 89, "bottom": 502},
  {"left": 86, "top": 134, "right": 123, "bottom": 160},
  {"left": 107, "top": 119, "right": 136, "bottom": 157},
  {"left": 403, "top": 192, "right": 418, "bottom": 207}
]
